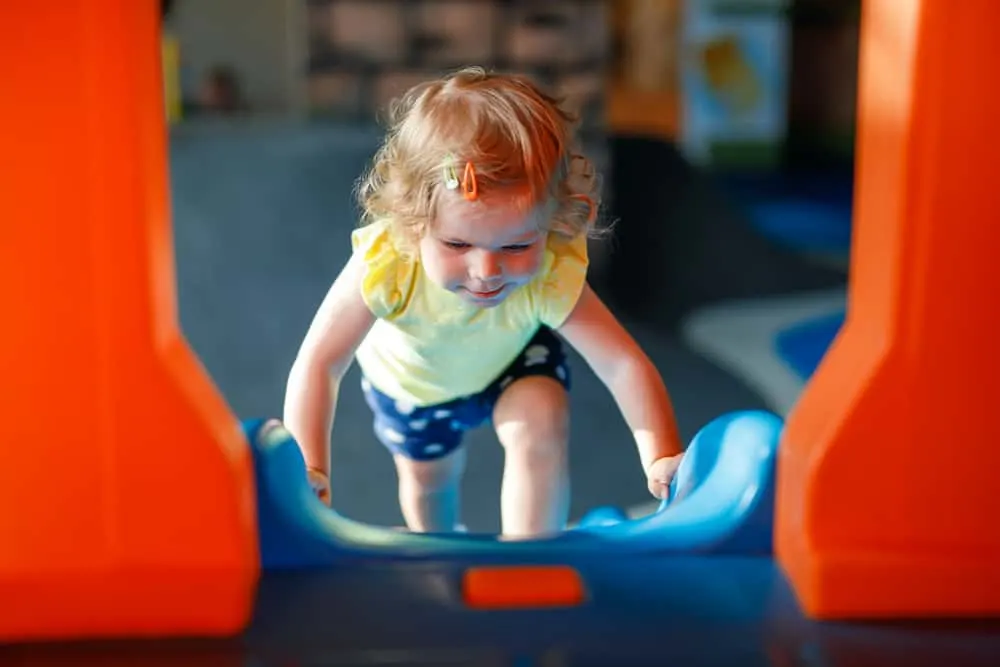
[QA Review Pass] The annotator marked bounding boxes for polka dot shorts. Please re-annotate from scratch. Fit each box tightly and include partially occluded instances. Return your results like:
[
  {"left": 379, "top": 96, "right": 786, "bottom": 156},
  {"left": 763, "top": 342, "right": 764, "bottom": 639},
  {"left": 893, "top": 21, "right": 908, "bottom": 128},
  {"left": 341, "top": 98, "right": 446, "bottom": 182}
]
[{"left": 360, "top": 326, "right": 571, "bottom": 461}]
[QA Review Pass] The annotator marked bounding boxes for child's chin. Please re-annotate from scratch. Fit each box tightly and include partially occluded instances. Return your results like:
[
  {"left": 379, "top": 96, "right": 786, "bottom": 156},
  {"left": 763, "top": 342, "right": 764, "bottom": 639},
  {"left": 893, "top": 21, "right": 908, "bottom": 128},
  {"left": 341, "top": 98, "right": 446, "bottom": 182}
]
[
  {"left": 463, "top": 294, "right": 506, "bottom": 308},
  {"left": 457, "top": 283, "right": 514, "bottom": 307},
  {"left": 461, "top": 289, "right": 511, "bottom": 307}
]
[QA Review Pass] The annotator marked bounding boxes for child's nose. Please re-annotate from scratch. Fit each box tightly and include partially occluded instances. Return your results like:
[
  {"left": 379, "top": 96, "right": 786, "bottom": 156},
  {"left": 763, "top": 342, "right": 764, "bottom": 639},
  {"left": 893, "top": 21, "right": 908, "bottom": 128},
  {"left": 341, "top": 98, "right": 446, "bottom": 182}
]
[{"left": 470, "top": 250, "right": 502, "bottom": 280}]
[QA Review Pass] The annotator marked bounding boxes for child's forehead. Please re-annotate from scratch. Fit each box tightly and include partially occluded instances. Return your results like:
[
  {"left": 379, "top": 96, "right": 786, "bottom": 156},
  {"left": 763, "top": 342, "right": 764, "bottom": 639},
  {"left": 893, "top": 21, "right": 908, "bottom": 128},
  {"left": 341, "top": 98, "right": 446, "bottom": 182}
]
[{"left": 434, "top": 198, "right": 548, "bottom": 243}]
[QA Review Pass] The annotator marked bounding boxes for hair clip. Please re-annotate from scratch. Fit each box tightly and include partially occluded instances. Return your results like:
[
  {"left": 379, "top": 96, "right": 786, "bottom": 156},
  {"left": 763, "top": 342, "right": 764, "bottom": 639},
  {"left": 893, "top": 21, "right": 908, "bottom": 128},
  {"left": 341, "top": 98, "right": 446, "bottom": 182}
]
[
  {"left": 461, "top": 161, "right": 478, "bottom": 201},
  {"left": 442, "top": 156, "right": 478, "bottom": 201},
  {"left": 443, "top": 158, "right": 460, "bottom": 190}
]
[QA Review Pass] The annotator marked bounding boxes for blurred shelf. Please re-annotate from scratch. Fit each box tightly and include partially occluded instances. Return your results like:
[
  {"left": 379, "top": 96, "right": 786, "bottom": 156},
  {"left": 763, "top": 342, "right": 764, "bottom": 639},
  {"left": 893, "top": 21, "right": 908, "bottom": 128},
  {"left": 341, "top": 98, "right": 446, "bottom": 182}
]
[{"left": 305, "top": 0, "right": 611, "bottom": 133}]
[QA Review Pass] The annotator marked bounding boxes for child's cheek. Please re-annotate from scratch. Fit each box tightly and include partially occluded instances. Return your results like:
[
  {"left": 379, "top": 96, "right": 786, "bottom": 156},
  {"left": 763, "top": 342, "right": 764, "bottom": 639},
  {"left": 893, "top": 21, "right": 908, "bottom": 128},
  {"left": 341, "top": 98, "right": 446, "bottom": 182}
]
[{"left": 512, "top": 247, "right": 545, "bottom": 281}]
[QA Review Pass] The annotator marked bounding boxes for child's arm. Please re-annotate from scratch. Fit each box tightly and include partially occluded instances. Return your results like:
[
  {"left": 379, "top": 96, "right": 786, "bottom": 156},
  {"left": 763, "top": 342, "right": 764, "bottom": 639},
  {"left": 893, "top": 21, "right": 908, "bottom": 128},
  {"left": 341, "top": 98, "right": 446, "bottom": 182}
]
[
  {"left": 283, "top": 251, "right": 375, "bottom": 485},
  {"left": 557, "top": 283, "right": 684, "bottom": 498}
]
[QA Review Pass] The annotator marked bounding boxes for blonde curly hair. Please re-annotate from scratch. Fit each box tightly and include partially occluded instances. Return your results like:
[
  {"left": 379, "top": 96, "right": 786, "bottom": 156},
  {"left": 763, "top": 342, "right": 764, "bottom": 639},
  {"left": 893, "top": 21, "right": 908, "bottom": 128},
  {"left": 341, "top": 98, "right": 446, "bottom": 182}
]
[{"left": 356, "top": 67, "right": 602, "bottom": 250}]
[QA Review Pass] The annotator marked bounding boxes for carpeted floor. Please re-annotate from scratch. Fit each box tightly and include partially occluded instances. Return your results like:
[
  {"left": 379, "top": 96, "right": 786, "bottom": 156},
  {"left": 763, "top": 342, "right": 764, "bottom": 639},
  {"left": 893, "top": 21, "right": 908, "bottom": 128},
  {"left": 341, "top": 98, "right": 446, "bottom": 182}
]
[{"left": 168, "top": 119, "right": 838, "bottom": 531}]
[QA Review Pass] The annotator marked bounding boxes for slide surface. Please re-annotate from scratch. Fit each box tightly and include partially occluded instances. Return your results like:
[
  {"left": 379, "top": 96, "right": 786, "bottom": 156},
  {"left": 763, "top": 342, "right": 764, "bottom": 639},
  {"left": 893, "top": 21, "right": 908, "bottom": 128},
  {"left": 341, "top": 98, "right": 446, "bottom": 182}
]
[{"left": 248, "top": 410, "right": 782, "bottom": 569}]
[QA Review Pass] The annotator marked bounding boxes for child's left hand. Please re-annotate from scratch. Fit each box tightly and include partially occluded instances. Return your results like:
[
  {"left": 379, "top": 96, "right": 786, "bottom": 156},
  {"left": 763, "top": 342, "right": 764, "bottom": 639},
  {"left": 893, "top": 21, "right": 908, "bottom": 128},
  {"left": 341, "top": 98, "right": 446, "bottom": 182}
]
[{"left": 646, "top": 453, "right": 684, "bottom": 500}]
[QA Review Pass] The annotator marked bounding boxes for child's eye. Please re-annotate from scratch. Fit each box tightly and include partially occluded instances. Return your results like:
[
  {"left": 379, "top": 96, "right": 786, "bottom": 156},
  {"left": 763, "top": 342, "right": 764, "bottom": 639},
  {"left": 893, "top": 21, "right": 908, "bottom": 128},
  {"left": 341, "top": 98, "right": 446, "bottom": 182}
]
[
  {"left": 442, "top": 240, "right": 470, "bottom": 250},
  {"left": 503, "top": 243, "right": 533, "bottom": 252}
]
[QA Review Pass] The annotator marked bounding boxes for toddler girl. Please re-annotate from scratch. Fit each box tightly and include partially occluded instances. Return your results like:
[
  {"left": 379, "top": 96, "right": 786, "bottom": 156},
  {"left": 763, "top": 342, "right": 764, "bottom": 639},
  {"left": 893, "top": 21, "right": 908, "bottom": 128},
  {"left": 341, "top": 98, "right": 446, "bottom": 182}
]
[{"left": 282, "top": 67, "right": 684, "bottom": 538}]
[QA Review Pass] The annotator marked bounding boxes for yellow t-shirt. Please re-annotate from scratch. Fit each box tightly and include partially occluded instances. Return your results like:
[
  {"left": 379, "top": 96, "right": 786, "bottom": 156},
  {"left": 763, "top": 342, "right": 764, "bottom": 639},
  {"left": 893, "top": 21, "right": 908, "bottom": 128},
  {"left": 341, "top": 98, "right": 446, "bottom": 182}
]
[{"left": 351, "top": 219, "right": 589, "bottom": 407}]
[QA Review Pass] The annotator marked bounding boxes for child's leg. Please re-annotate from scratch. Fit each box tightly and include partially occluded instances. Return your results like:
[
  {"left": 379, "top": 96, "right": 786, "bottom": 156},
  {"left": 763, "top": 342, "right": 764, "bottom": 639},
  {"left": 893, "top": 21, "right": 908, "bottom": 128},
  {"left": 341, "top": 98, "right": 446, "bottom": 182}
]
[
  {"left": 361, "top": 376, "right": 478, "bottom": 533},
  {"left": 486, "top": 327, "right": 573, "bottom": 538},
  {"left": 493, "top": 375, "right": 571, "bottom": 538},
  {"left": 392, "top": 446, "right": 465, "bottom": 532}
]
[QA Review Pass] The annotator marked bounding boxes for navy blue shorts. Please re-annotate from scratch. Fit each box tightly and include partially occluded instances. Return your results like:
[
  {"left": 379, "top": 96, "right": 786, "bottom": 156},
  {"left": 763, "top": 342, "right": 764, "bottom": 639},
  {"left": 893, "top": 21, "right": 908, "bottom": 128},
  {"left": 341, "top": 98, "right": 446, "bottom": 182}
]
[{"left": 361, "top": 326, "right": 571, "bottom": 461}]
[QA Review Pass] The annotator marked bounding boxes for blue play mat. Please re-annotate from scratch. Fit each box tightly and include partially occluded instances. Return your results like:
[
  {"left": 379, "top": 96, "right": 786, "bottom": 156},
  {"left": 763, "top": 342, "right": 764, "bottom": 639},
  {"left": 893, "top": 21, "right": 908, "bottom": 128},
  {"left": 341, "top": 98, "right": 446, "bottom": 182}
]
[
  {"left": 751, "top": 200, "right": 852, "bottom": 254},
  {"left": 774, "top": 311, "right": 845, "bottom": 381},
  {"left": 720, "top": 170, "right": 854, "bottom": 255}
]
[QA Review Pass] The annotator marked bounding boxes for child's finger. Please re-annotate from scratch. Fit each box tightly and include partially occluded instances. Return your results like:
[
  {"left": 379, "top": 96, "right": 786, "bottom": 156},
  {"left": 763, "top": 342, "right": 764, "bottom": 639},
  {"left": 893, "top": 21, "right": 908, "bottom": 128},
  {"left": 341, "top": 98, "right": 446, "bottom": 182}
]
[
  {"left": 307, "top": 468, "right": 331, "bottom": 505},
  {"left": 311, "top": 482, "right": 331, "bottom": 505},
  {"left": 647, "top": 477, "right": 670, "bottom": 500}
]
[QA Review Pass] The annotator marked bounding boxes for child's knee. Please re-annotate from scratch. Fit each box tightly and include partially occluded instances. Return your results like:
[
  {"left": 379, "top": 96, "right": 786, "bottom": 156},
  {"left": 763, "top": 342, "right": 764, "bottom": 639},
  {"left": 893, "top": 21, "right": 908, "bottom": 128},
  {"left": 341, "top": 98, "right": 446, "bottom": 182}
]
[
  {"left": 494, "top": 377, "right": 570, "bottom": 459},
  {"left": 504, "top": 428, "right": 569, "bottom": 468},
  {"left": 394, "top": 448, "right": 466, "bottom": 492}
]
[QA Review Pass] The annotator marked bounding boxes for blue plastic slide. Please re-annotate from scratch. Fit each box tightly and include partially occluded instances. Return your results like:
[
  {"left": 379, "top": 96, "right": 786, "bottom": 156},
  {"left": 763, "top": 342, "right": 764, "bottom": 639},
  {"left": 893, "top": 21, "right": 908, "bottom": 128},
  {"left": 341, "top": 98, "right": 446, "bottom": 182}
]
[{"left": 246, "top": 409, "right": 783, "bottom": 569}]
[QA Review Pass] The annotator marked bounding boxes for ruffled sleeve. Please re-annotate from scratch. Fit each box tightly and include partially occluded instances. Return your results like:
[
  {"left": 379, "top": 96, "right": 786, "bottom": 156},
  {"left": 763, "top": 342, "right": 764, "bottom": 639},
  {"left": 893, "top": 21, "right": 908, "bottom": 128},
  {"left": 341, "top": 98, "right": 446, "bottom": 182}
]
[
  {"left": 350, "top": 221, "right": 417, "bottom": 320},
  {"left": 533, "top": 231, "right": 590, "bottom": 329}
]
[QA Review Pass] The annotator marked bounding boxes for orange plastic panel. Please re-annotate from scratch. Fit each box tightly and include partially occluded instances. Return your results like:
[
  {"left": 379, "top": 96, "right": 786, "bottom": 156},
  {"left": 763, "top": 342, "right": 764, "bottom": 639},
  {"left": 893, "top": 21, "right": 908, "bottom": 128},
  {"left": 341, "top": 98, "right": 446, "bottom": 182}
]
[
  {"left": 0, "top": 0, "right": 259, "bottom": 642},
  {"left": 463, "top": 565, "right": 586, "bottom": 609},
  {"left": 775, "top": 0, "right": 1000, "bottom": 619}
]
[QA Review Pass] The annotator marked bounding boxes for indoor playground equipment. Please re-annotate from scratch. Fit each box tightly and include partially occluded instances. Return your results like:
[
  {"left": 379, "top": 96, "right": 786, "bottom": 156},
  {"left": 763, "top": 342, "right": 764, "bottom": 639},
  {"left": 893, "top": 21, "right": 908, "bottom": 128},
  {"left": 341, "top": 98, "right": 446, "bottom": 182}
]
[
  {"left": 250, "top": 410, "right": 778, "bottom": 570},
  {"left": 3, "top": 0, "right": 1000, "bottom": 663}
]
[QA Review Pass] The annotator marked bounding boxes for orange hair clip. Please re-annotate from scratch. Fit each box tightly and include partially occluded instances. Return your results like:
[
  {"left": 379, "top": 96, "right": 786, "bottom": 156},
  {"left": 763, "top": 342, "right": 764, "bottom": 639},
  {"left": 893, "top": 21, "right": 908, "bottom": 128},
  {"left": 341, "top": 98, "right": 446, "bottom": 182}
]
[{"left": 461, "top": 161, "right": 478, "bottom": 201}]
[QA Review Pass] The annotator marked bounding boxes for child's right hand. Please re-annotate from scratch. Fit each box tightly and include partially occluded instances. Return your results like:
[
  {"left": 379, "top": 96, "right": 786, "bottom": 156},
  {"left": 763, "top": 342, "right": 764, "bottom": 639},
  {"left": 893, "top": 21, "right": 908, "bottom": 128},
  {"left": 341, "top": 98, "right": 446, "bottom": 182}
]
[{"left": 307, "top": 467, "right": 331, "bottom": 506}]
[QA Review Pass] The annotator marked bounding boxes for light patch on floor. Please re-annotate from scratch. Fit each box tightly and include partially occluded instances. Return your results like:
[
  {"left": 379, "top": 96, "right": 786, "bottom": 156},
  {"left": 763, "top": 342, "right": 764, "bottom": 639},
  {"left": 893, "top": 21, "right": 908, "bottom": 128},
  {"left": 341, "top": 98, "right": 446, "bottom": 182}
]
[{"left": 677, "top": 288, "right": 847, "bottom": 417}]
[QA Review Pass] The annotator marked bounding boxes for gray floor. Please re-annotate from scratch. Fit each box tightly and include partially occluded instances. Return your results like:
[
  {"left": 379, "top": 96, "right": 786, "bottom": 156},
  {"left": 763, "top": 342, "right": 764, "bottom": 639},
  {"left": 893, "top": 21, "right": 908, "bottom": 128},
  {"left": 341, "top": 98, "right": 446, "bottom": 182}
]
[{"left": 169, "top": 120, "right": 768, "bottom": 532}]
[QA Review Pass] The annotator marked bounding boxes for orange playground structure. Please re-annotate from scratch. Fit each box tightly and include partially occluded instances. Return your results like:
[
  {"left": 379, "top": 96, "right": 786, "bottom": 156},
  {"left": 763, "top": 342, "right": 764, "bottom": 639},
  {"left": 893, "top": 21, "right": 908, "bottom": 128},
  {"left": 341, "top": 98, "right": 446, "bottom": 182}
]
[{"left": 1, "top": 0, "right": 998, "bottom": 643}]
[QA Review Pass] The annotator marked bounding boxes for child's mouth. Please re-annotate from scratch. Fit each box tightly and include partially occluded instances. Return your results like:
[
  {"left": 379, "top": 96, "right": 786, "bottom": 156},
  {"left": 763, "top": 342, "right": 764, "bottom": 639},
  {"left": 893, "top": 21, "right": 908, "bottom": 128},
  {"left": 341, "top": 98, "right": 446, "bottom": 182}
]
[{"left": 466, "top": 285, "right": 506, "bottom": 299}]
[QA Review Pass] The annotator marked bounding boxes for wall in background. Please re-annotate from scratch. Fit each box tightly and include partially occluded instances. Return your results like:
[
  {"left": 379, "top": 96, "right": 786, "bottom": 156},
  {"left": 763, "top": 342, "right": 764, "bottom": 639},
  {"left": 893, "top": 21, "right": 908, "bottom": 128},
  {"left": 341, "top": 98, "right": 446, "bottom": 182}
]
[
  {"left": 304, "top": 0, "right": 611, "bottom": 171},
  {"left": 787, "top": 0, "right": 860, "bottom": 165},
  {"left": 169, "top": 0, "right": 305, "bottom": 115},
  {"left": 166, "top": 0, "right": 612, "bottom": 137}
]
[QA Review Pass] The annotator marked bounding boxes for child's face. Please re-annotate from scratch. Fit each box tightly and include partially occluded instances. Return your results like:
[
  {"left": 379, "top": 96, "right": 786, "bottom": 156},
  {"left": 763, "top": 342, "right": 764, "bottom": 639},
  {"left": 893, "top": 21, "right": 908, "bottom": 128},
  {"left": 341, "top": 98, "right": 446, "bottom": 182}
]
[{"left": 419, "top": 196, "right": 551, "bottom": 307}]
